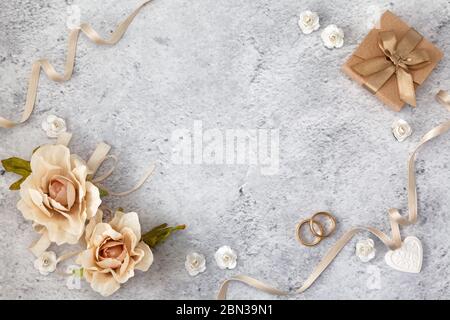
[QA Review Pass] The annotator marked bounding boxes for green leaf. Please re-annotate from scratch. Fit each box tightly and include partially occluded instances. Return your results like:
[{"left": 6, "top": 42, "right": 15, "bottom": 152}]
[
  {"left": 1, "top": 157, "right": 31, "bottom": 172},
  {"left": 1, "top": 157, "right": 32, "bottom": 190},
  {"left": 98, "top": 187, "right": 109, "bottom": 198},
  {"left": 9, "top": 176, "right": 27, "bottom": 190},
  {"left": 142, "top": 223, "right": 186, "bottom": 248},
  {"left": 72, "top": 268, "right": 84, "bottom": 278}
]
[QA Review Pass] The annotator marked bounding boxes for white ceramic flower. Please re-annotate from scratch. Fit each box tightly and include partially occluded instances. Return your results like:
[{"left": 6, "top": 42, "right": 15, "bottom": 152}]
[
  {"left": 34, "top": 251, "right": 57, "bottom": 275},
  {"left": 392, "top": 119, "right": 412, "bottom": 142},
  {"left": 356, "top": 239, "right": 376, "bottom": 262},
  {"left": 66, "top": 265, "right": 83, "bottom": 290},
  {"left": 321, "top": 25, "right": 345, "bottom": 49},
  {"left": 42, "top": 115, "right": 67, "bottom": 138},
  {"left": 298, "top": 10, "right": 320, "bottom": 34},
  {"left": 214, "top": 246, "right": 237, "bottom": 270},
  {"left": 185, "top": 252, "right": 206, "bottom": 276}
]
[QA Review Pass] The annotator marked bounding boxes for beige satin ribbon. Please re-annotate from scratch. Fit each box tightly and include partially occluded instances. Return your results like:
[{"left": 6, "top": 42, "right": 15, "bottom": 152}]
[
  {"left": 56, "top": 250, "right": 82, "bottom": 264},
  {"left": 29, "top": 232, "right": 52, "bottom": 257},
  {"left": 56, "top": 132, "right": 73, "bottom": 146},
  {"left": 352, "top": 29, "right": 430, "bottom": 107},
  {"left": 217, "top": 91, "right": 450, "bottom": 299},
  {"left": 0, "top": 0, "right": 154, "bottom": 129},
  {"left": 57, "top": 134, "right": 155, "bottom": 196},
  {"left": 87, "top": 143, "right": 156, "bottom": 197}
]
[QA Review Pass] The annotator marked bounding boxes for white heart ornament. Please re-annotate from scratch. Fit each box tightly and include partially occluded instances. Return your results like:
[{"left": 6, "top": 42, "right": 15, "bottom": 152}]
[{"left": 384, "top": 236, "right": 423, "bottom": 273}]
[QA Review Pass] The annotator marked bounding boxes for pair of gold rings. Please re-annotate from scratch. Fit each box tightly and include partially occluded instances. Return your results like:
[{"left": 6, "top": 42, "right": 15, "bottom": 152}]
[{"left": 295, "top": 212, "right": 337, "bottom": 247}]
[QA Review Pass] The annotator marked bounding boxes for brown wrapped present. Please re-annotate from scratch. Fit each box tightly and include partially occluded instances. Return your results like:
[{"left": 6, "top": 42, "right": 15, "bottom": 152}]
[{"left": 342, "top": 11, "right": 443, "bottom": 111}]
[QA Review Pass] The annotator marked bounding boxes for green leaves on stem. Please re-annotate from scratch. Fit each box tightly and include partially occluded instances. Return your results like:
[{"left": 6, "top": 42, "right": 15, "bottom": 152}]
[
  {"left": 1, "top": 157, "right": 31, "bottom": 190},
  {"left": 97, "top": 186, "right": 109, "bottom": 198},
  {"left": 72, "top": 267, "right": 84, "bottom": 278},
  {"left": 142, "top": 223, "right": 186, "bottom": 248}
]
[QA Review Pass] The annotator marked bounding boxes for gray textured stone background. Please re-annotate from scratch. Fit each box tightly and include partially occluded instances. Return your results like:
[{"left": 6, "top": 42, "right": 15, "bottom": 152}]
[{"left": 1, "top": 0, "right": 450, "bottom": 300}]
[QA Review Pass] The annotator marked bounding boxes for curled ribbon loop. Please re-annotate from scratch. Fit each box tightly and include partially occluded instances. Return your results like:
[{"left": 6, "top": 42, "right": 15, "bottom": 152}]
[
  {"left": 217, "top": 91, "right": 450, "bottom": 300},
  {"left": 352, "top": 29, "right": 430, "bottom": 106},
  {"left": 86, "top": 142, "right": 156, "bottom": 197},
  {"left": 0, "top": 0, "right": 154, "bottom": 129}
]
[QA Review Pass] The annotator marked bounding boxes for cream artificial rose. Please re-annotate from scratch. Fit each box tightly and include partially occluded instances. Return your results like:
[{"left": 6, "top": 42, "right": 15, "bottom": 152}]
[
  {"left": 17, "top": 144, "right": 101, "bottom": 245},
  {"left": 76, "top": 210, "right": 153, "bottom": 296}
]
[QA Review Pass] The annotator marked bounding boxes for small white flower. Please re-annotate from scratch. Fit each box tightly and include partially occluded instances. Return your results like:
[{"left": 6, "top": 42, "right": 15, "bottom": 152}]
[
  {"left": 185, "top": 252, "right": 206, "bottom": 276},
  {"left": 356, "top": 239, "right": 376, "bottom": 263},
  {"left": 66, "top": 265, "right": 83, "bottom": 290},
  {"left": 42, "top": 115, "right": 67, "bottom": 138},
  {"left": 392, "top": 119, "right": 412, "bottom": 142},
  {"left": 214, "top": 246, "right": 237, "bottom": 270},
  {"left": 321, "top": 25, "right": 345, "bottom": 49},
  {"left": 298, "top": 10, "right": 320, "bottom": 34},
  {"left": 34, "top": 251, "right": 58, "bottom": 275}
]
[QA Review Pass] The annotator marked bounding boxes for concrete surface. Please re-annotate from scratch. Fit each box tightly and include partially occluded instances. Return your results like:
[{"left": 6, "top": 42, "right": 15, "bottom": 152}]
[{"left": 1, "top": 0, "right": 449, "bottom": 299}]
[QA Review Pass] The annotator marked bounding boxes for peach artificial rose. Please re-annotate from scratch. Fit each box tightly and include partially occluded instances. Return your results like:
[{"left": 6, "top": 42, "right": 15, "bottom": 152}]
[
  {"left": 76, "top": 210, "right": 153, "bottom": 296},
  {"left": 17, "top": 144, "right": 101, "bottom": 245}
]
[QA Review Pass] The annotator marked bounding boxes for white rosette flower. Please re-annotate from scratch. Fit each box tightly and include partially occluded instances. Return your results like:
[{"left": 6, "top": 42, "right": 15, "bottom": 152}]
[
  {"left": 392, "top": 119, "right": 412, "bottom": 142},
  {"left": 34, "top": 251, "right": 57, "bottom": 275},
  {"left": 298, "top": 10, "right": 320, "bottom": 34},
  {"left": 185, "top": 252, "right": 206, "bottom": 276},
  {"left": 356, "top": 238, "right": 376, "bottom": 262},
  {"left": 321, "top": 25, "right": 345, "bottom": 49},
  {"left": 214, "top": 246, "right": 237, "bottom": 270},
  {"left": 42, "top": 115, "right": 67, "bottom": 138}
]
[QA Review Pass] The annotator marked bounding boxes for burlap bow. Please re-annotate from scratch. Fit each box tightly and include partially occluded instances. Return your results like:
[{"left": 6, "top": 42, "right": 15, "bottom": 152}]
[{"left": 352, "top": 29, "right": 430, "bottom": 106}]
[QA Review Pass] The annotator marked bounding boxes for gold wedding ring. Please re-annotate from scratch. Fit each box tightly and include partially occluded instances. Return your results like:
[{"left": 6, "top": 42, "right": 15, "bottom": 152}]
[
  {"left": 296, "top": 219, "right": 324, "bottom": 247},
  {"left": 295, "top": 211, "right": 337, "bottom": 247},
  {"left": 310, "top": 211, "right": 336, "bottom": 238}
]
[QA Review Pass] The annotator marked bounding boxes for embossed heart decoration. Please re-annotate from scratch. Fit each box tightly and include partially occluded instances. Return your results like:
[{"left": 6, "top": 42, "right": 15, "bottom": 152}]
[{"left": 384, "top": 236, "right": 423, "bottom": 273}]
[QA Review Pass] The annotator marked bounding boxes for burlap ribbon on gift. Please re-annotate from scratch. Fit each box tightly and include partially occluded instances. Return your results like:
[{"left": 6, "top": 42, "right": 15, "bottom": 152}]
[{"left": 352, "top": 29, "right": 430, "bottom": 107}]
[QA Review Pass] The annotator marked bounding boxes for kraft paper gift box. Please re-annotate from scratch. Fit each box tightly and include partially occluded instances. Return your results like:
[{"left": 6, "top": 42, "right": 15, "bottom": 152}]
[{"left": 342, "top": 11, "right": 443, "bottom": 111}]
